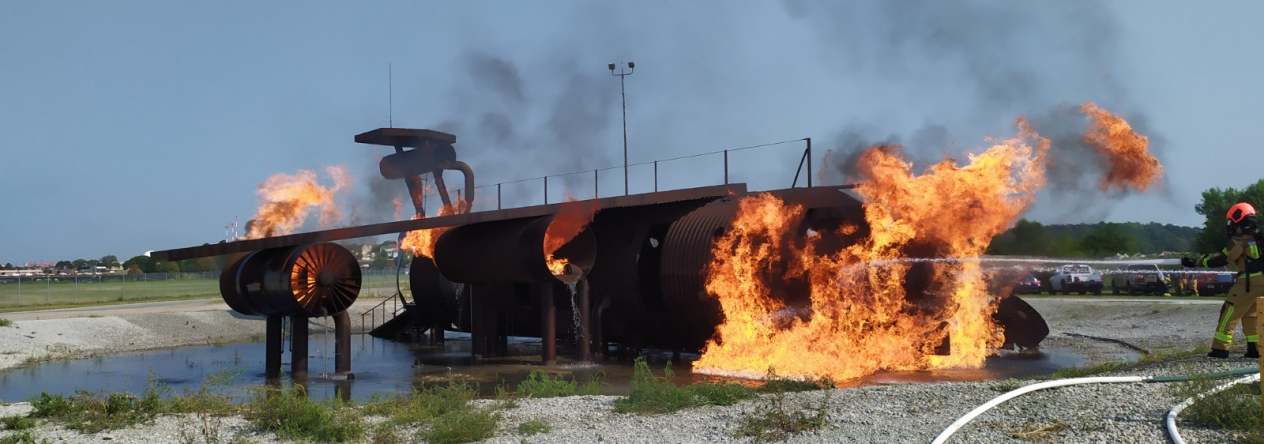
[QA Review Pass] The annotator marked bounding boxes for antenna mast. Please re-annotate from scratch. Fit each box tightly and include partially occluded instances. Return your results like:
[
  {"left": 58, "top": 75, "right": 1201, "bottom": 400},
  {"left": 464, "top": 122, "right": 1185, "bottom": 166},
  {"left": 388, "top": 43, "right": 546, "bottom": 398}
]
[{"left": 388, "top": 63, "right": 393, "bottom": 128}]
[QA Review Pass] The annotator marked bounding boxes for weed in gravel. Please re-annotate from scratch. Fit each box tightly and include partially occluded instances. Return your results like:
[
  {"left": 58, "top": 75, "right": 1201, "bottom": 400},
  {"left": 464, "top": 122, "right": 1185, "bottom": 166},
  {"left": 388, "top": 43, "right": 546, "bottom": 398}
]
[
  {"left": 616, "top": 357, "right": 766, "bottom": 414},
  {"left": 735, "top": 389, "right": 830, "bottom": 443},
  {"left": 243, "top": 385, "right": 364, "bottom": 443},
  {"left": 363, "top": 380, "right": 501, "bottom": 443},
  {"left": 172, "top": 369, "right": 243, "bottom": 444},
  {"left": 364, "top": 381, "right": 478, "bottom": 423},
  {"left": 991, "top": 379, "right": 1025, "bottom": 393},
  {"left": 419, "top": 406, "right": 500, "bottom": 444},
  {"left": 613, "top": 357, "right": 698, "bottom": 414},
  {"left": 1, "top": 416, "right": 34, "bottom": 430},
  {"left": 1049, "top": 361, "right": 1136, "bottom": 379},
  {"left": 0, "top": 319, "right": 11, "bottom": 327},
  {"left": 756, "top": 369, "right": 834, "bottom": 393},
  {"left": 1007, "top": 421, "right": 1068, "bottom": 443},
  {"left": 517, "top": 419, "right": 552, "bottom": 436},
  {"left": 370, "top": 422, "right": 405, "bottom": 444},
  {"left": 688, "top": 383, "right": 758, "bottom": 406},
  {"left": 27, "top": 389, "right": 158, "bottom": 433},
  {"left": 0, "top": 430, "right": 48, "bottom": 444},
  {"left": 1173, "top": 375, "right": 1261, "bottom": 430},
  {"left": 515, "top": 370, "right": 604, "bottom": 398}
]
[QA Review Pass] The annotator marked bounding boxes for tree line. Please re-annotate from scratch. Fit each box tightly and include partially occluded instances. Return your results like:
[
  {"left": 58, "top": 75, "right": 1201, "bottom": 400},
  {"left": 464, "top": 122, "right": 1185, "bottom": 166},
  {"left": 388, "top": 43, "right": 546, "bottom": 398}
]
[
  {"left": 988, "top": 179, "right": 1264, "bottom": 257},
  {"left": 986, "top": 220, "right": 1197, "bottom": 257}
]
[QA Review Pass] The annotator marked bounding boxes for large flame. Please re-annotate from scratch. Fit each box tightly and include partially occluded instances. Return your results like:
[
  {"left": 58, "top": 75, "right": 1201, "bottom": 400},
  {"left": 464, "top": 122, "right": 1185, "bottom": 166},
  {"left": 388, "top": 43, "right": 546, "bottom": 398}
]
[
  {"left": 1079, "top": 102, "right": 1164, "bottom": 193},
  {"left": 544, "top": 194, "right": 601, "bottom": 275},
  {"left": 241, "top": 166, "right": 351, "bottom": 239},
  {"left": 694, "top": 122, "right": 1048, "bottom": 381},
  {"left": 696, "top": 105, "right": 1162, "bottom": 380}
]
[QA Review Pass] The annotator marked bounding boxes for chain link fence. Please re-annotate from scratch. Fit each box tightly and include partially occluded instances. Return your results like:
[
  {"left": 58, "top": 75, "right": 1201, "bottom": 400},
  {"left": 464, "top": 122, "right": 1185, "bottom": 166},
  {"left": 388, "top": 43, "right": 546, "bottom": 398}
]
[{"left": 0, "top": 268, "right": 409, "bottom": 310}]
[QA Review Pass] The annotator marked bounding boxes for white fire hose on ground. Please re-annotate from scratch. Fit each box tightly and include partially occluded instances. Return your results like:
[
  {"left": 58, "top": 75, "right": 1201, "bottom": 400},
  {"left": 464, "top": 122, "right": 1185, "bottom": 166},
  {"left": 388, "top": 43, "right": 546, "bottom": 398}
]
[{"left": 930, "top": 368, "right": 1259, "bottom": 444}]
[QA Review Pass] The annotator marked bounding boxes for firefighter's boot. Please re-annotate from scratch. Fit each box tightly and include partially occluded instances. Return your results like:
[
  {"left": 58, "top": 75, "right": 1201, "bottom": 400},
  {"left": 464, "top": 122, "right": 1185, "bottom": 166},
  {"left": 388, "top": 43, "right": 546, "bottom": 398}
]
[
  {"left": 1246, "top": 342, "right": 1259, "bottom": 359},
  {"left": 1208, "top": 348, "right": 1231, "bottom": 359}
]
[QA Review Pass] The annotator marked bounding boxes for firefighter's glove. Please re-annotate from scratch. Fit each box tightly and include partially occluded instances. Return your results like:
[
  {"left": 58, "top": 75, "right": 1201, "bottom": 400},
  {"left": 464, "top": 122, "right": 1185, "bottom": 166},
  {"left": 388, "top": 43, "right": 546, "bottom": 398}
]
[{"left": 1181, "top": 256, "right": 1198, "bottom": 268}]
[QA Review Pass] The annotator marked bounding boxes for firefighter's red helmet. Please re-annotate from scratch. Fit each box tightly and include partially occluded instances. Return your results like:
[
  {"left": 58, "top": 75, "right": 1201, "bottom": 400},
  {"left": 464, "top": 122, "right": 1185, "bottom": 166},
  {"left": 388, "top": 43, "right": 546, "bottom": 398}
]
[{"left": 1227, "top": 202, "right": 1257, "bottom": 224}]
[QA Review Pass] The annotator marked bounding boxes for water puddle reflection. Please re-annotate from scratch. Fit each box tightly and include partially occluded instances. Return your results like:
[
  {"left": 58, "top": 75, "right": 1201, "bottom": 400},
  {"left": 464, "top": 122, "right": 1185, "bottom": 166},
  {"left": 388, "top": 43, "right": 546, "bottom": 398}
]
[{"left": 0, "top": 333, "right": 1088, "bottom": 402}]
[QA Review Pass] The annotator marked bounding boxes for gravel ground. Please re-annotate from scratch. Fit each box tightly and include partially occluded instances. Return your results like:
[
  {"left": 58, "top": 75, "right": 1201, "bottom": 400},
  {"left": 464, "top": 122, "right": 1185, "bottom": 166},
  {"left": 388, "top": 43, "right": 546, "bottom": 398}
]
[{"left": 0, "top": 296, "right": 1254, "bottom": 443}]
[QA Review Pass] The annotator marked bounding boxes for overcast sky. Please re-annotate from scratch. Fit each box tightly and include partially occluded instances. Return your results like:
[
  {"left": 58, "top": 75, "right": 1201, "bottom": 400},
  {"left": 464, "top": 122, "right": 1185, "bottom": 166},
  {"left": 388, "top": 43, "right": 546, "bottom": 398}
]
[{"left": 2, "top": 1, "right": 1261, "bottom": 264}]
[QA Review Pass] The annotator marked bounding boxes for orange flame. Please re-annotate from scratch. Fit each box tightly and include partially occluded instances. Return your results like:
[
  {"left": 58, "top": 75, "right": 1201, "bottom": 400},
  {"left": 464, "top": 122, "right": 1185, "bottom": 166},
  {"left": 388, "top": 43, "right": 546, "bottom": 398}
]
[
  {"left": 544, "top": 194, "right": 601, "bottom": 275},
  {"left": 400, "top": 200, "right": 461, "bottom": 260},
  {"left": 242, "top": 166, "right": 352, "bottom": 239},
  {"left": 1079, "top": 102, "right": 1164, "bottom": 193},
  {"left": 695, "top": 120, "right": 1054, "bottom": 381}
]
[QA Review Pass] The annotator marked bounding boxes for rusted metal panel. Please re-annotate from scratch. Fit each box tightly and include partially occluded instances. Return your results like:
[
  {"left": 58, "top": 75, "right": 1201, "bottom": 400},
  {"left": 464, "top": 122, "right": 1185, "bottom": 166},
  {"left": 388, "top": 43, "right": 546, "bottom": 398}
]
[{"left": 152, "top": 184, "right": 745, "bottom": 262}]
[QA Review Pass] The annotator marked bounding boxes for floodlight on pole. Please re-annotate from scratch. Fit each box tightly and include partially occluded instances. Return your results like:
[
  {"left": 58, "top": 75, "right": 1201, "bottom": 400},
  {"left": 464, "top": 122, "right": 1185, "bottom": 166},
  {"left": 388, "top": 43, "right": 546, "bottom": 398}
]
[{"left": 609, "top": 61, "right": 634, "bottom": 195}]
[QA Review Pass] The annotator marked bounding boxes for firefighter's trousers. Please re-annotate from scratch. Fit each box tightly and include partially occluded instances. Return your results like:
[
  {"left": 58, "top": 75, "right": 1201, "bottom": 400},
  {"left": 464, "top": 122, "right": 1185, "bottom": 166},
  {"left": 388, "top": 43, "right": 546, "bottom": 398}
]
[{"left": 1211, "top": 274, "right": 1264, "bottom": 351}]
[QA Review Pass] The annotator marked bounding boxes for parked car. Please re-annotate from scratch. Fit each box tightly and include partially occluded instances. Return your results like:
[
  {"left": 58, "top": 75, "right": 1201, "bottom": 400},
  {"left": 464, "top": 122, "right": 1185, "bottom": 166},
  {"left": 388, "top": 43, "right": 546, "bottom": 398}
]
[
  {"left": 1049, "top": 264, "right": 1103, "bottom": 295},
  {"left": 1109, "top": 263, "right": 1168, "bottom": 295},
  {"left": 1197, "top": 272, "right": 1235, "bottom": 296},
  {"left": 1012, "top": 274, "right": 1042, "bottom": 295}
]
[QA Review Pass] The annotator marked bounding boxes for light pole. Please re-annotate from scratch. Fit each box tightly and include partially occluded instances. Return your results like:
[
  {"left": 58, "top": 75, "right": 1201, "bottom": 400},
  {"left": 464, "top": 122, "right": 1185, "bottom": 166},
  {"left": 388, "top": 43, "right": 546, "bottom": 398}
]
[{"left": 608, "top": 61, "right": 634, "bottom": 195}]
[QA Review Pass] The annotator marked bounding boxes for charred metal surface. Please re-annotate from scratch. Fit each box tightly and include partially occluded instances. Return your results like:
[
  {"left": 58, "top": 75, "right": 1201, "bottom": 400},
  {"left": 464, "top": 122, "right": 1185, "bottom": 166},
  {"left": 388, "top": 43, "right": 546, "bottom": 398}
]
[
  {"left": 583, "top": 196, "right": 730, "bottom": 349},
  {"left": 433, "top": 215, "right": 597, "bottom": 284},
  {"left": 378, "top": 144, "right": 457, "bottom": 180},
  {"left": 219, "top": 243, "right": 360, "bottom": 318},
  {"left": 152, "top": 184, "right": 745, "bottom": 262},
  {"left": 995, "top": 295, "right": 1049, "bottom": 349}
]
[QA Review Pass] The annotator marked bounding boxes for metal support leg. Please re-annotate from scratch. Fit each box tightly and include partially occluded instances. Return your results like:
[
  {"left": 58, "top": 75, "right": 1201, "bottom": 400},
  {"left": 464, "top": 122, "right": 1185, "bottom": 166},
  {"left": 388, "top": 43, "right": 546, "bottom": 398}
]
[
  {"left": 334, "top": 310, "right": 354, "bottom": 380},
  {"left": 430, "top": 322, "right": 444, "bottom": 346},
  {"left": 541, "top": 283, "right": 557, "bottom": 366},
  {"left": 291, "top": 315, "right": 309, "bottom": 378},
  {"left": 266, "top": 316, "right": 283, "bottom": 379},
  {"left": 579, "top": 278, "right": 592, "bottom": 363}
]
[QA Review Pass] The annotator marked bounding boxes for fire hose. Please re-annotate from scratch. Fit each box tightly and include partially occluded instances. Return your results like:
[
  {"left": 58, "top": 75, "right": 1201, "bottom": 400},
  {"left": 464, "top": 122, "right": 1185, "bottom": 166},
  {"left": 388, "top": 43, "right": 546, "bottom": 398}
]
[{"left": 930, "top": 368, "right": 1259, "bottom": 444}]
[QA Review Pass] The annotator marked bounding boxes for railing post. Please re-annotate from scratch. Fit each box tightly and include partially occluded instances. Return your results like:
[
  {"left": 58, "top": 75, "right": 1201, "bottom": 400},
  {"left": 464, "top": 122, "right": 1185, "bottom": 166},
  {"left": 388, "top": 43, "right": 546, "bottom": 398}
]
[
  {"left": 806, "top": 137, "right": 813, "bottom": 188},
  {"left": 654, "top": 161, "right": 658, "bottom": 192},
  {"left": 723, "top": 150, "right": 729, "bottom": 185},
  {"left": 594, "top": 169, "right": 599, "bottom": 199},
  {"left": 497, "top": 183, "right": 502, "bottom": 210},
  {"left": 544, "top": 176, "right": 549, "bottom": 204}
]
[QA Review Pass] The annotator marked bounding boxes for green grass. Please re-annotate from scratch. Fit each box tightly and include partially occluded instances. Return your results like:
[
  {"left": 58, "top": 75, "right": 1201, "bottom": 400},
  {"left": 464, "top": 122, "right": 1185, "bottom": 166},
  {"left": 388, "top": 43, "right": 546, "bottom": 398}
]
[
  {"left": 362, "top": 381, "right": 502, "bottom": 443},
  {"left": 0, "top": 318, "right": 10, "bottom": 327},
  {"left": 514, "top": 370, "right": 604, "bottom": 398},
  {"left": 1171, "top": 375, "right": 1264, "bottom": 443},
  {"left": 1, "top": 415, "right": 35, "bottom": 430},
  {"left": 517, "top": 419, "right": 552, "bottom": 436},
  {"left": 419, "top": 407, "right": 500, "bottom": 444},
  {"left": 363, "top": 381, "right": 479, "bottom": 424},
  {"left": 613, "top": 358, "right": 702, "bottom": 414},
  {"left": 614, "top": 357, "right": 768, "bottom": 414},
  {"left": 1050, "top": 346, "right": 1208, "bottom": 379},
  {"left": 0, "top": 430, "right": 47, "bottom": 444},
  {"left": 27, "top": 389, "right": 161, "bottom": 434},
  {"left": 0, "top": 272, "right": 404, "bottom": 311},
  {"left": 243, "top": 385, "right": 364, "bottom": 443}
]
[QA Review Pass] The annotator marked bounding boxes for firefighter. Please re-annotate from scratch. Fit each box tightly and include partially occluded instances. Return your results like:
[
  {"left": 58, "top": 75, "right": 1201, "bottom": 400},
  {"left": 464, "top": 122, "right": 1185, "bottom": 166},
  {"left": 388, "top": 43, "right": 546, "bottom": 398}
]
[{"left": 1182, "top": 202, "right": 1264, "bottom": 358}]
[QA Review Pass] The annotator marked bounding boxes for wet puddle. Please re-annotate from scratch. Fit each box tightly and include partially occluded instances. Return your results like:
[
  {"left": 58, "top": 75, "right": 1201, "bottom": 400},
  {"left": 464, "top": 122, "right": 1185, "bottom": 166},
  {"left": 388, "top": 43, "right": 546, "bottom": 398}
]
[{"left": 0, "top": 333, "right": 1085, "bottom": 402}]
